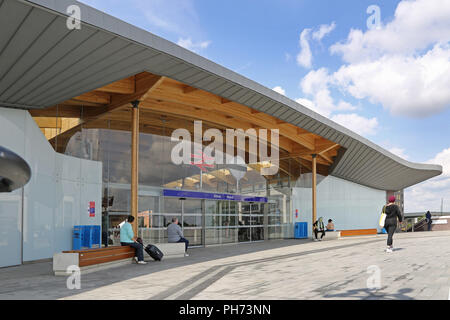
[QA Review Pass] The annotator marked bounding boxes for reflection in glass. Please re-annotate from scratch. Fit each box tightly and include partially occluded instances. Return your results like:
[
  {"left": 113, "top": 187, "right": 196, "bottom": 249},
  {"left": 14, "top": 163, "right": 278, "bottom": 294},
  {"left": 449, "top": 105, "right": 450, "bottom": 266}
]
[
  {"left": 205, "top": 215, "right": 220, "bottom": 227},
  {"left": 183, "top": 215, "right": 202, "bottom": 228},
  {"left": 205, "top": 228, "right": 220, "bottom": 245},
  {"left": 57, "top": 121, "right": 288, "bottom": 247},
  {"left": 238, "top": 227, "right": 250, "bottom": 242},
  {"left": 183, "top": 199, "right": 202, "bottom": 214},
  {"left": 251, "top": 227, "right": 264, "bottom": 241}
]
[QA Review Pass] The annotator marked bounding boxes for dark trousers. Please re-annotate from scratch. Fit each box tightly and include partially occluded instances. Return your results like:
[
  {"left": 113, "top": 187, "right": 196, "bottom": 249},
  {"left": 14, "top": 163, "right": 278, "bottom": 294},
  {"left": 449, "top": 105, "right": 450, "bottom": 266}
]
[
  {"left": 427, "top": 222, "right": 432, "bottom": 231},
  {"left": 121, "top": 242, "right": 144, "bottom": 261},
  {"left": 314, "top": 229, "right": 325, "bottom": 239},
  {"left": 385, "top": 224, "right": 396, "bottom": 246},
  {"left": 177, "top": 237, "right": 189, "bottom": 252}
]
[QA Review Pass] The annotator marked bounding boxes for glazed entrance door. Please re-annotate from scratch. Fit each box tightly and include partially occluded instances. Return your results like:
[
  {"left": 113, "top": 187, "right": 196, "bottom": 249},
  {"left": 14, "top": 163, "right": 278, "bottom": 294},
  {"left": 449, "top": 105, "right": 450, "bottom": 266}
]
[
  {"left": 250, "top": 202, "right": 265, "bottom": 241},
  {"left": 181, "top": 199, "right": 203, "bottom": 246},
  {"left": 239, "top": 202, "right": 265, "bottom": 242}
]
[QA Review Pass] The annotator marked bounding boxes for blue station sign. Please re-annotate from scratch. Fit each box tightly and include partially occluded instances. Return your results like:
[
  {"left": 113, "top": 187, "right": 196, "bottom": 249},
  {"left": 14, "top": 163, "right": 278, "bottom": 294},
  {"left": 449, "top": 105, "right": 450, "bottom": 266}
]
[{"left": 163, "top": 189, "right": 268, "bottom": 203}]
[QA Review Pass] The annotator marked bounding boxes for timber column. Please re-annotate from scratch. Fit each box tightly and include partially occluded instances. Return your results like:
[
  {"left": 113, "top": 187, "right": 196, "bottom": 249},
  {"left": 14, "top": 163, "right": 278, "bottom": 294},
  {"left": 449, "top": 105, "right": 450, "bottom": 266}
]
[
  {"left": 312, "top": 154, "right": 317, "bottom": 234},
  {"left": 131, "top": 100, "right": 140, "bottom": 236}
]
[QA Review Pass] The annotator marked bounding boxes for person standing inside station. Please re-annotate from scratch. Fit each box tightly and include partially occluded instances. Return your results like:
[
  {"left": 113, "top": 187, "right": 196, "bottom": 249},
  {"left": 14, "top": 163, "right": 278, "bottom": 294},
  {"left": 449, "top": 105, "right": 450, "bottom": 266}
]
[{"left": 383, "top": 196, "right": 403, "bottom": 253}]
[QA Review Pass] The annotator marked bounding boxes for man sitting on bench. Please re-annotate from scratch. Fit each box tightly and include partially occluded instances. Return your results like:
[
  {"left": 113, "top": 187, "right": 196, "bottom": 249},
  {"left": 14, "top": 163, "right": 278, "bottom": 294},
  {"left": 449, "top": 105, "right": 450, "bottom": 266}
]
[
  {"left": 326, "top": 219, "right": 335, "bottom": 231},
  {"left": 120, "top": 215, "right": 147, "bottom": 265},
  {"left": 167, "top": 218, "right": 189, "bottom": 257},
  {"left": 313, "top": 217, "right": 326, "bottom": 241}
]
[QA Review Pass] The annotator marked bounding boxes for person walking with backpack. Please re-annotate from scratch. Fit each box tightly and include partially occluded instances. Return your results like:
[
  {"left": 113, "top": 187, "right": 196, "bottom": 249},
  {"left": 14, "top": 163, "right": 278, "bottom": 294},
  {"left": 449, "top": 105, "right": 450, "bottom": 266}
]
[{"left": 383, "top": 196, "right": 403, "bottom": 253}]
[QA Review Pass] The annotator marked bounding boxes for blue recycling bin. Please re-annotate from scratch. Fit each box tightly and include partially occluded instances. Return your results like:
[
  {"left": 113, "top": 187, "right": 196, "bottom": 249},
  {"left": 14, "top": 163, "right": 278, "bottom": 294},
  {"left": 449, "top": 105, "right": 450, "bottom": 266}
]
[
  {"left": 294, "top": 222, "right": 308, "bottom": 239},
  {"left": 73, "top": 225, "right": 101, "bottom": 250},
  {"left": 72, "top": 225, "right": 84, "bottom": 250}
]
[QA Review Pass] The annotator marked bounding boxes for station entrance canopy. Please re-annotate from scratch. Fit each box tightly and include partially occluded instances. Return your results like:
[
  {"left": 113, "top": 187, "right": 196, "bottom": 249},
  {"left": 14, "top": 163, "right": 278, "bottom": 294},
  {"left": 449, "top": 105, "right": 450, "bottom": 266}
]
[{"left": 0, "top": 0, "right": 442, "bottom": 191}]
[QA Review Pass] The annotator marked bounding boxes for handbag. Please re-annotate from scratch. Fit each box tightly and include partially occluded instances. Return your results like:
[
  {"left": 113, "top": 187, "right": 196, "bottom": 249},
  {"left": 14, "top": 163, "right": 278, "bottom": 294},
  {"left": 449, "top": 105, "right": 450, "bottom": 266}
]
[{"left": 379, "top": 205, "right": 387, "bottom": 227}]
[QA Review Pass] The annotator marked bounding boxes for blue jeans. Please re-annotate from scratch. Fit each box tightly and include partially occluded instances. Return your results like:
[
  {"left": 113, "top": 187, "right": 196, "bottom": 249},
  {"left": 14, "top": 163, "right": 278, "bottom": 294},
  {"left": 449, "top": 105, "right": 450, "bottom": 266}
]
[
  {"left": 121, "top": 242, "right": 144, "bottom": 261},
  {"left": 177, "top": 237, "right": 189, "bottom": 252}
]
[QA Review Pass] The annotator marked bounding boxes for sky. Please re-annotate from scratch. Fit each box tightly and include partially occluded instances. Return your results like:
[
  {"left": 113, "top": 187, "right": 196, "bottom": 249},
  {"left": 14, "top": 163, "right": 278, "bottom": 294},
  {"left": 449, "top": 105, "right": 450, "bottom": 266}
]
[{"left": 79, "top": 0, "right": 450, "bottom": 213}]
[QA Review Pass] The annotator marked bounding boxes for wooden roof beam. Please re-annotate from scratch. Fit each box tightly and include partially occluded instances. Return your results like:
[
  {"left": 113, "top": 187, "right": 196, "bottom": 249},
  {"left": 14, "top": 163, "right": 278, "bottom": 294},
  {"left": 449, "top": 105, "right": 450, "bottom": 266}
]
[
  {"left": 318, "top": 143, "right": 339, "bottom": 155},
  {"left": 139, "top": 98, "right": 295, "bottom": 153},
  {"left": 183, "top": 85, "right": 198, "bottom": 94},
  {"left": 71, "top": 91, "right": 111, "bottom": 105},
  {"left": 85, "top": 73, "right": 164, "bottom": 119},
  {"left": 95, "top": 76, "right": 135, "bottom": 94},
  {"left": 33, "top": 117, "right": 62, "bottom": 128},
  {"left": 147, "top": 83, "right": 316, "bottom": 150}
]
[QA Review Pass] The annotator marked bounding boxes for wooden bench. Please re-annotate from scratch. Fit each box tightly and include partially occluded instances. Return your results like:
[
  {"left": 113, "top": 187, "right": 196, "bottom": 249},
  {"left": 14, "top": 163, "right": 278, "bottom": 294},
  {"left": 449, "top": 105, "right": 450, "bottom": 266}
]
[
  {"left": 340, "top": 229, "right": 378, "bottom": 237},
  {"left": 53, "top": 242, "right": 186, "bottom": 276},
  {"left": 53, "top": 246, "right": 135, "bottom": 276}
]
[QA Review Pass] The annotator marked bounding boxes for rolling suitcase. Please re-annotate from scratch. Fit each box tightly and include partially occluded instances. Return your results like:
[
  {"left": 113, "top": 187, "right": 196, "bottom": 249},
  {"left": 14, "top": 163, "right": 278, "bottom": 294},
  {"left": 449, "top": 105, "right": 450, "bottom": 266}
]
[{"left": 145, "top": 244, "right": 164, "bottom": 261}]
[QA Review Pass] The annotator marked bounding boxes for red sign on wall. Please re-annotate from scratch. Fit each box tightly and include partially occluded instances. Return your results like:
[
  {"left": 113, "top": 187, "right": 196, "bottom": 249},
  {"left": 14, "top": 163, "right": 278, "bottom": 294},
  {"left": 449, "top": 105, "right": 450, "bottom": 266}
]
[{"left": 89, "top": 201, "right": 95, "bottom": 217}]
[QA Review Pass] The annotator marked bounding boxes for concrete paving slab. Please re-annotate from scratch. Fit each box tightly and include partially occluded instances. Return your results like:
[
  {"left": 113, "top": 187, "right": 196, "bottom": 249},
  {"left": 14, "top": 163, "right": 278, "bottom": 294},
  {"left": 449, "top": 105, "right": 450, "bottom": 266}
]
[{"left": 0, "top": 231, "right": 449, "bottom": 300}]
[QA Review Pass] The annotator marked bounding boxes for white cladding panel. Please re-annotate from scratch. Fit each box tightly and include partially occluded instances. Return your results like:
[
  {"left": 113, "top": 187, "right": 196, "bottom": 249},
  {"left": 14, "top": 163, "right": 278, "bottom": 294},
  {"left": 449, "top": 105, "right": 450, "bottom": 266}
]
[
  {"left": 292, "top": 175, "right": 385, "bottom": 238},
  {"left": 0, "top": 107, "right": 102, "bottom": 265}
]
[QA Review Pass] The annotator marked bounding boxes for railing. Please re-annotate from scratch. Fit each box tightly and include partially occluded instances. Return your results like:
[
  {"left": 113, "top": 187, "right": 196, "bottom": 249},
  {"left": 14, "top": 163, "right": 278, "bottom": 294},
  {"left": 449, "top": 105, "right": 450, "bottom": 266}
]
[{"left": 405, "top": 214, "right": 427, "bottom": 232}]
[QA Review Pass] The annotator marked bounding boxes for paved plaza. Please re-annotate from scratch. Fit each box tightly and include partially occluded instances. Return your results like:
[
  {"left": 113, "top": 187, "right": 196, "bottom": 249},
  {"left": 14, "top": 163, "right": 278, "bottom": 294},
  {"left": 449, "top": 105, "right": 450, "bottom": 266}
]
[{"left": 1, "top": 231, "right": 449, "bottom": 300}]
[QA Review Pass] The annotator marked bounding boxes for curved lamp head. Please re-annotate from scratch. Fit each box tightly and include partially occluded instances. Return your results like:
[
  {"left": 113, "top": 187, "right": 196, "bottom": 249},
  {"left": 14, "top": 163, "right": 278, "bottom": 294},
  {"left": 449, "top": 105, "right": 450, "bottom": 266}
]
[{"left": 0, "top": 146, "right": 31, "bottom": 192}]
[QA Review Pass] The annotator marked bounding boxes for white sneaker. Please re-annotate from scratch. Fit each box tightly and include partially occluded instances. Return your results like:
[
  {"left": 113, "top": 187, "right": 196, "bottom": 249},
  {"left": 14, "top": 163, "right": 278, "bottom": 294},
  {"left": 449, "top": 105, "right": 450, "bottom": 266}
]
[
  {"left": 184, "top": 253, "right": 189, "bottom": 257},
  {"left": 137, "top": 260, "right": 147, "bottom": 264},
  {"left": 319, "top": 238, "right": 323, "bottom": 241},
  {"left": 314, "top": 239, "right": 318, "bottom": 242},
  {"left": 134, "top": 257, "right": 138, "bottom": 263},
  {"left": 385, "top": 247, "right": 393, "bottom": 253}
]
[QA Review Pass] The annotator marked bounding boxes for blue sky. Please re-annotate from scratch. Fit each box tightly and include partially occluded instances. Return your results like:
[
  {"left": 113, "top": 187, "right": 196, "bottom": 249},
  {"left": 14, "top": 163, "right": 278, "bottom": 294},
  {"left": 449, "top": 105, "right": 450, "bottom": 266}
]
[{"left": 79, "top": 0, "right": 450, "bottom": 212}]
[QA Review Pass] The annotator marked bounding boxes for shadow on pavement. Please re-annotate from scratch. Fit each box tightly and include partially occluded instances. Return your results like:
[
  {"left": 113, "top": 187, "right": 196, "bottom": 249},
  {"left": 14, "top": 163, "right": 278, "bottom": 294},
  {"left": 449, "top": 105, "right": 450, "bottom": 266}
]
[
  {"left": 0, "top": 237, "right": 385, "bottom": 300},
  {"left": 322, "top": 287, "right": 415, "bottom": 300}
]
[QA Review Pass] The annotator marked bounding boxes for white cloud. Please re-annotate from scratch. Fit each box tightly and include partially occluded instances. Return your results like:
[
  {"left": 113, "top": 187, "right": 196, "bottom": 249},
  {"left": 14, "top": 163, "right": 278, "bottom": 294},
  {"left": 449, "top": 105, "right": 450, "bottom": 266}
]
[
  {"left": 330, "top": 0, "right": 450, "bottom": 62},
  {"left": 330, "top": 0, "right": 450, "bottom": 118},
  {"left": 300, "top": 68, "right": 329, "bottom": 95},
  {"left": 298, "top": 68, "right": 357, "bottom": 117},
  {"left": 134, "top": 0, "right": 203, "bottom": 38},
  {"left": 296, "top": 29, "right": 312, "bottom": 68},
  {"left": 81, "top": 0, "right": 212, "bottom": 55},
  {"left": 312, "top": 22, "right": 336, "bottom": 41},
  {"left": 404, "top": 148, "right": 450, "bottom": 212},
  {"left": 177, "top": 37, "right": 211, "bottom": 53},
  {"left": 295, "top": 97, "right": 315, "bottom": 110},
  {"left": 272, "top": 86, "right": 286, "bottom": 96},
  {"left": 296, "top": 22, "right": 337, "bottom": 69},
  {"left": 330, "top": 113, "right": 379, "bottom": 136},
  {"left": 333, "top": 44, "right": 450, "bottom": 117}
]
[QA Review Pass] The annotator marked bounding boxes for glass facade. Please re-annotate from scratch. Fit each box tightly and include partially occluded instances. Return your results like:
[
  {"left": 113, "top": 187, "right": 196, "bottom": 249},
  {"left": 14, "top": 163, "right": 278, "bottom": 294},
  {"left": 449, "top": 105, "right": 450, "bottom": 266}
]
[{"left": 59, "top": 119, "right": 292, "bottom": 247}]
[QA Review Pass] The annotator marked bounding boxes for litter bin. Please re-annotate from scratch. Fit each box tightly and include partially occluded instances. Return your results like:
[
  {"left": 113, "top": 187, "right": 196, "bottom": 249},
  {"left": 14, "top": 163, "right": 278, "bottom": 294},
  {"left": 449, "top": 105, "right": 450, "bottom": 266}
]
[
  {"left": 73, "top": 225, "right": 84, "bottom": 250},
  {"left": 73, "top": 225, "right": 101, "bottom": 250},
  {"left": 294, "top": 222, "right": 308, "bottom": 239}
]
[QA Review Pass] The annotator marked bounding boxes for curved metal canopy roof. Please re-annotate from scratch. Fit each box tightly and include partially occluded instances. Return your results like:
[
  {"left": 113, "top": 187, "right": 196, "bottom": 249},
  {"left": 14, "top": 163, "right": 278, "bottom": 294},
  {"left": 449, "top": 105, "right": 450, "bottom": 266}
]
[{"left": 0, "top": 0, "right": 442, "bottom": 190}]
